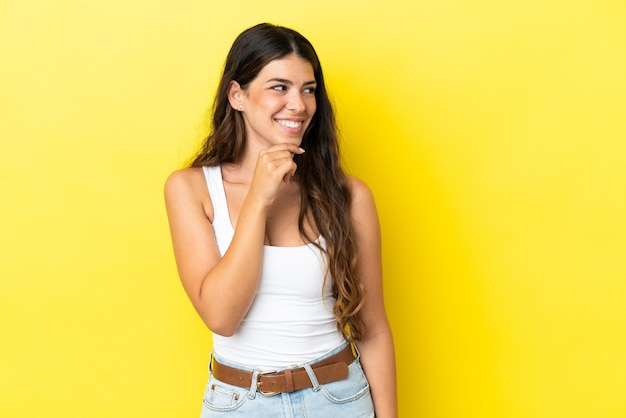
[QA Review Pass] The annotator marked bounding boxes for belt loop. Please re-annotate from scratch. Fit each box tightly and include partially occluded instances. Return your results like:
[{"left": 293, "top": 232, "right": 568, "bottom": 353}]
[
  {"left": 284, "top": 368, "right": 295, "bottom": 393},
  {"left": 248, "top": 370, "right": 260, "bottom": 399},
  {"left": 302, "top": 363, "right": 321, "bottom": 392}
]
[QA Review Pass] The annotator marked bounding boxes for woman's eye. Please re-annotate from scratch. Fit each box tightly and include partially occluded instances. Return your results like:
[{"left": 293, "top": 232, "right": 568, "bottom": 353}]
[
  {"left": 272, "top": 85, "right": 287, "bottom": 91},
  {"left": 303, "top": 87, "right": 316, "bottom": 94}
]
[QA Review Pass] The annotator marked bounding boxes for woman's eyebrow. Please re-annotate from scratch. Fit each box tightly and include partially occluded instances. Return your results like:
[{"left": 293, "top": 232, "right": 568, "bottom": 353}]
[{"left": 266, "top": 77, "right": 317, "bottom": 86}]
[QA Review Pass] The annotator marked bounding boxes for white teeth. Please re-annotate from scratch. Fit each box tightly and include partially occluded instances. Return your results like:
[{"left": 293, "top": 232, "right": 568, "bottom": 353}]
[{"left": 277, "top": 120, "right": 302, "bottom": 129}]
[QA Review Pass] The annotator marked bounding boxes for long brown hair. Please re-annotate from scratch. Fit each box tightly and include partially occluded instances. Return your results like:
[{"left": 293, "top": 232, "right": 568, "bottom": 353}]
[{"left": 189, "top": 23, "right": 365, "bottom": 341}]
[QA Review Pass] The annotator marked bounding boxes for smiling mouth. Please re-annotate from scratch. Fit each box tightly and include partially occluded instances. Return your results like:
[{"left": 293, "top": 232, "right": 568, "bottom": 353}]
[{"left": 276, "top": 119, "right": 303, "bottom": 129}]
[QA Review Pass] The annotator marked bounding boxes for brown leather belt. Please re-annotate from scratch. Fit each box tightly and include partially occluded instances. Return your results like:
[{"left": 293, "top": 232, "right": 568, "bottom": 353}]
[{"left": 211, "top": 345, "right": 355, "bottom": 396}]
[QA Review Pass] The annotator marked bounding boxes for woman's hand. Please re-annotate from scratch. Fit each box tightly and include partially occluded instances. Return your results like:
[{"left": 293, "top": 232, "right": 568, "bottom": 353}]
[{"left": 247, "top": 144, "right": 305, "bottom": 207}]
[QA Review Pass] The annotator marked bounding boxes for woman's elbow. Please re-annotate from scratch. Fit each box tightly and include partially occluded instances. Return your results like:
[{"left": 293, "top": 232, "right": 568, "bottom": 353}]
[{"left": 199, "top": 312, "right": 240, "bottom": 337}]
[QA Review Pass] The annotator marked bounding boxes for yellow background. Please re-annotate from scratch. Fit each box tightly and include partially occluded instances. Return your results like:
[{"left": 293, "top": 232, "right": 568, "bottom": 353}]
[{"left": 2, "top": 0, "right": 625, "bottom": 417}]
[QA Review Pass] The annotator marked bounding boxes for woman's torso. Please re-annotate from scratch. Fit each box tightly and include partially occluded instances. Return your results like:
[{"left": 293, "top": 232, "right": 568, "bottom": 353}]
[{"left": 202, "top": 165, "right": 345, "bottom": 370}]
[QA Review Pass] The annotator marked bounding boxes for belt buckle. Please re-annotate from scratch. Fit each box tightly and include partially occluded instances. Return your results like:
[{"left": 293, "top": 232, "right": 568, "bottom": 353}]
[{"left": 257, "top": 370, "right": 280, "bottom": 396}]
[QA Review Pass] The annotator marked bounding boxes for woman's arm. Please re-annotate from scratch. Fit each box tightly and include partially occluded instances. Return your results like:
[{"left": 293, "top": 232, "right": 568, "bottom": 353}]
[
  {"left": 349, "top": 177, "right": 398, "bottom": 417},
  {"left": 164, "top": 144, "right": 303, "bottom": 336}
]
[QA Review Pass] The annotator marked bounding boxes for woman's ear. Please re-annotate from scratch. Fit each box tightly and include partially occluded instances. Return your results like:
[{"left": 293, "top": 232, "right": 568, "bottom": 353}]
[{"left": 228, "top": 80, "right": 244, "bottom": 111}]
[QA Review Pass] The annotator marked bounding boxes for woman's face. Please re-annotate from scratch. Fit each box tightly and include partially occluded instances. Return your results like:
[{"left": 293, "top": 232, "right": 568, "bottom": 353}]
[{"left": 236, "top": 54, "right": 317, "bottom": 150}]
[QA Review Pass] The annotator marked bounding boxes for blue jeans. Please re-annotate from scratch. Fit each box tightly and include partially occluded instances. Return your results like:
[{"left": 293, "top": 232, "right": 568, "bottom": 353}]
[{"left": 200, "top": 343, "right": 374, "bottom": 417}]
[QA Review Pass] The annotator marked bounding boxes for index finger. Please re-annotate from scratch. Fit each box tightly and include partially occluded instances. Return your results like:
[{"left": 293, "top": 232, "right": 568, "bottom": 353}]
[{"left": 264, "top": 143, "right": 305, "bottom": 155}]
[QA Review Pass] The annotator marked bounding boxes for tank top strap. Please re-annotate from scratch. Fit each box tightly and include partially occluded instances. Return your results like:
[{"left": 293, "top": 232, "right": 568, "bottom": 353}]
[{"left": 202, "top": 165, "right": 234, "bottom": 255}]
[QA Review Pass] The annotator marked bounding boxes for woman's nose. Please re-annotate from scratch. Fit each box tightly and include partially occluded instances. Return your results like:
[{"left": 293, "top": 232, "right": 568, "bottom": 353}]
[{"left": 286, "top": 92, "right": 305, "bottom": 113}]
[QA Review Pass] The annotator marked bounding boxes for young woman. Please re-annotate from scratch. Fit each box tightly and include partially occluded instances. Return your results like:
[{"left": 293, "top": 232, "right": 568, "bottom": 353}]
[{"left": 165, "top": 23, "right": 397, "bottom": 417}]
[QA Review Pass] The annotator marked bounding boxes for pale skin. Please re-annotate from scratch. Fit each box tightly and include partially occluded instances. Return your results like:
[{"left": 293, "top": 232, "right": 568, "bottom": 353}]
[{"left": 164, "top": 54, "right": 397, "bottom": 417}]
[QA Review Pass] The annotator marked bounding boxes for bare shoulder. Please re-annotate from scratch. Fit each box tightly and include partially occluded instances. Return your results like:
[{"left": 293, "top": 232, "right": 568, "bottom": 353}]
[
  {"left": 164, "top": 167, "right": 212, "bottom": 219},
  {"left": 346, "top": 176, "right": 379, "bottom": 229},
  {"left": 164, "top": 167, "right": 208, "bottom": 201},
  {"left": 165, "top": 167, "right": 205, "bottom": 193},
  {"left": 346, "top": 175, "right": 376, "bottom": 209}
]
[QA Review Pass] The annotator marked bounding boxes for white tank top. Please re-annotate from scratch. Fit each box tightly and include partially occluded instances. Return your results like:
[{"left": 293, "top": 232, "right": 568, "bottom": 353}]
[{"left": 202, "top": 165, "right": 345, "bottom": 370}]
